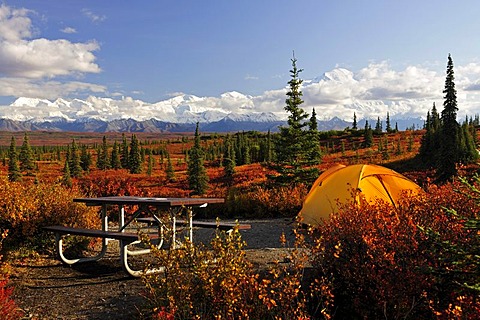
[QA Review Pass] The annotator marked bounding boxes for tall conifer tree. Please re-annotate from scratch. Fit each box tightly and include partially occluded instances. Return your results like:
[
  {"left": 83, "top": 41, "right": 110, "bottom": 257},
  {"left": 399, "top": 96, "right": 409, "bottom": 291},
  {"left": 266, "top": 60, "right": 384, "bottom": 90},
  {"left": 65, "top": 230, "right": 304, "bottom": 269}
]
[
  {"left": 80, "top": 144, "right": 92, "bottom": 172},
  {"left": 120, "top": 133, "right": 129, "bottom": 169},
  {"left": 438, "top": 54, "right": 460, "bottom": 181},
  {"left": 363, "top": 120, "right": 373, "bottom": 148},
  {"left": 19, "top": 132, "right": 34, "bottom": 174},
  {"left": 165, "top": 152, "right": 176, "bottom": 182},
  {"left": 8, "top": 136, "right": 21, "bottom": 182},
  {"left": 386, "top": 112, "right": 392, "bottom": 133},
  {"left": 110, "top": 141, "right": 122, "bottom": 169},
  {"left": 128, "top": 134, "right": 142, "bottom": 174},
  {"left": 187, "top": 123, "right": 209, "bottom": 195},
  {"left": 69, "top": 139, "right": 83, "bottom": 178},
  {"left": 97, "top": 136, "right": 109, "bottom": 170},
  {"left": 271, "top": 53, "right": 318, "bottom": 185}
]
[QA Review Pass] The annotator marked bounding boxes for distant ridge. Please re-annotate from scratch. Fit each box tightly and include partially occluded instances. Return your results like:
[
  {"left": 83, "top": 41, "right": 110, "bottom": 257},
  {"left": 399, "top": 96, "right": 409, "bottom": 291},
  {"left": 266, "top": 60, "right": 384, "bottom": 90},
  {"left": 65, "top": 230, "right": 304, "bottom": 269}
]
[
  {"left": 0, "top": 116, "right": 424, "bottom": 133},
  {"left": 0, "top": 117, "right": 360, "bottom": 133}
]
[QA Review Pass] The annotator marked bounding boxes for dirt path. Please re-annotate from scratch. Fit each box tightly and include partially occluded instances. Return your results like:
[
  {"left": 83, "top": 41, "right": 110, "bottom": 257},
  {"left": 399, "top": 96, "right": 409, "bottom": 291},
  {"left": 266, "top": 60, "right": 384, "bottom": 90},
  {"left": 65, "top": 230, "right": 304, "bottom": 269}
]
[{"left": 11, "top": 218, "right": 295, "bottom": 319}]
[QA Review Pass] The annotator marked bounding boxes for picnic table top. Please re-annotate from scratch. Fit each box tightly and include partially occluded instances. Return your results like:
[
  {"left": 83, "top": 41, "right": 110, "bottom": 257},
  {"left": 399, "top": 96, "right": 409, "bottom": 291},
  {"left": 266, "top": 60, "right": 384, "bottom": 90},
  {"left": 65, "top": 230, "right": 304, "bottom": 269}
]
[{"left": 73, "top": 196, "right": 225, "bottom": 207}]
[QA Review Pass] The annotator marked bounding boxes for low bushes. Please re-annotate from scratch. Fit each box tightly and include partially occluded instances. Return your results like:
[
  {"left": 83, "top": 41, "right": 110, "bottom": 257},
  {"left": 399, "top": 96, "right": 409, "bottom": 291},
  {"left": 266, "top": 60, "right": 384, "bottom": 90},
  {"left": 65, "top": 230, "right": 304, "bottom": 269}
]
[
  {"left": 0, "top": 177, "right": 99, "bottom": 251},
  {"left": 142, "top": 227, "right": 331, "bottom": 319},
  {"left": 144, "top": 179, "right": 480, "bottom": 319},
  {"left": 311, "top": 180, "right": 480, "bottom": 319},
  {"left": 224, "top": 184, "right": 308, "bottom": 218}
]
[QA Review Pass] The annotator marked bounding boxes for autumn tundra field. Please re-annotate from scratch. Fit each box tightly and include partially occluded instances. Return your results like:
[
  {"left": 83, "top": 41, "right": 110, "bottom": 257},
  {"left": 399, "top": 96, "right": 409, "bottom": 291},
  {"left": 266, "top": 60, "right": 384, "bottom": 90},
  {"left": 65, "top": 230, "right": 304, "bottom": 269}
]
[{"left": 0, "top": 127, "right": 478, "bottom": 319}]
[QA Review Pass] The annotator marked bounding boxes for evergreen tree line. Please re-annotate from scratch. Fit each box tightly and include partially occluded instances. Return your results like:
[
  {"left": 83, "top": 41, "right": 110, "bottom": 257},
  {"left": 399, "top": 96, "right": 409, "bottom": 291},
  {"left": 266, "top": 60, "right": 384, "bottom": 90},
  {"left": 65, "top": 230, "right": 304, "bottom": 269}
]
[
  {"left": 7, "top": 133, "right": 36, "bottom": 182},
  {"left": 418, "top": 54, "right": 479, "bottom": 182},
  {"left": 351, "top": 111, "right": 399, "bottom": 135}
]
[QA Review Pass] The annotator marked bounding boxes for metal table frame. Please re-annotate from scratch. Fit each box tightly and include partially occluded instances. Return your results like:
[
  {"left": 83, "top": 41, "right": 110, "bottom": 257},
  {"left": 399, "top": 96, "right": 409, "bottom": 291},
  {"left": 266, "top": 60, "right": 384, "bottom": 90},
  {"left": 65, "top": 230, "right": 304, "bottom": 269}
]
[{"left": 61, "top": 196, "right": 224, "bottom": 277}]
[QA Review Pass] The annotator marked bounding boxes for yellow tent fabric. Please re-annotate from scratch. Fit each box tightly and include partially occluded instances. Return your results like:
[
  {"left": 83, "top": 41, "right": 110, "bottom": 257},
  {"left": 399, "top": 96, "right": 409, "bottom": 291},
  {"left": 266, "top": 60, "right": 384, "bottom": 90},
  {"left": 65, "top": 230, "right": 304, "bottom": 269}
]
[{"left": 298, "top": 164, "right": 423, "bottom": 226}]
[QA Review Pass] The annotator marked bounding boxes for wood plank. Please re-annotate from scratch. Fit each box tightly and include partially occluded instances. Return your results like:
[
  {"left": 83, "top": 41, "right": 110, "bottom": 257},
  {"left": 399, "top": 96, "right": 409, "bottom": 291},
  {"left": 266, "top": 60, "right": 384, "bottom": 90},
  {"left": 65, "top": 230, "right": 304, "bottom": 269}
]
[{"left": 73, "top": 196, "right": 224, "bottom": 207}]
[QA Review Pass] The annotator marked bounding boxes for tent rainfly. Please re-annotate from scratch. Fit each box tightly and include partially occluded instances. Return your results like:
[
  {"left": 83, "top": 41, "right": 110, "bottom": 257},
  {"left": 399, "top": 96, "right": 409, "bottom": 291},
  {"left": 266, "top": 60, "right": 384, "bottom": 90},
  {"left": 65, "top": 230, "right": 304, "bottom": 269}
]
[{"left": 297, "top": 164, "right": 423, "bottom": 226}]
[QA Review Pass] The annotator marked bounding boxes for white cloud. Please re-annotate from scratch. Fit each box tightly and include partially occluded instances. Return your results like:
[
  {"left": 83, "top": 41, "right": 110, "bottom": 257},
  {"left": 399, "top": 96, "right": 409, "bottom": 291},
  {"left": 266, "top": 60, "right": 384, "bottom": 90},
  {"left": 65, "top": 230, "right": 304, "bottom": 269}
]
[
  {"left": 0, "top": 4, "right": 102, "bottom": 98},
  {"left": 0, "top": 77, "right": 106, "bottom": 99},
  {"left": 82, "top": 9, "right": 106, "bottom": 23},
  {"left": 0, "top": 4, "right": 33, "bottom": 41},
  {"left": 249, "top": 60, "right": 480, "bottom": 121},
  {"left": 61, "top": 27, "right": 77, "bottom": 34},
  {"left": 0, "top": 38, "right": 101, "bottom": 78},
  {"left": 291, "top": 62, "right": 441, "bottom": 120},
  {"left": 245, "top": 74, "right": 259, "bottom": 80}
]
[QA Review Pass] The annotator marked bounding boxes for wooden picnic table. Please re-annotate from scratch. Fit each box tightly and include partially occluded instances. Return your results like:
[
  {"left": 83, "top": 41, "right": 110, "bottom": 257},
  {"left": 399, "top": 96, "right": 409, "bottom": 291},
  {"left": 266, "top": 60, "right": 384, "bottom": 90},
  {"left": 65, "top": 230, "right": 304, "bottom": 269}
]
[{"left": 44, "top": 196, "right": 229, "bottom": 277}]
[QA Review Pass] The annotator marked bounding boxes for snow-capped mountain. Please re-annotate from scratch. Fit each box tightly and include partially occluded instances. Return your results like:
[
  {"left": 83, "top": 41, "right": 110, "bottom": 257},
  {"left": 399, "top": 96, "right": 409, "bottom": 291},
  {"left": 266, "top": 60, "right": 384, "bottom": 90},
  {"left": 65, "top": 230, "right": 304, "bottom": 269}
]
[
  {"left": 0, "top": 92, "right": 291, "bottom": 132},
  {"left": 0, "top": 65, "right": 433, "bottom": 132},
  {"left": 0, "top": 92, "right": 273, "bottom": 125}
]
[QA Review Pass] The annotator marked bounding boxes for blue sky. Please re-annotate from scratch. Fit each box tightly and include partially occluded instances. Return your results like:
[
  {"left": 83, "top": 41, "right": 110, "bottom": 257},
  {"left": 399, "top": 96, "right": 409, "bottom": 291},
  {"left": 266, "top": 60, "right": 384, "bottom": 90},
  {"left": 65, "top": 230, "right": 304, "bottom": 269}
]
[{"left": 1, "top": 1, "right": 480, "bottom": 120}]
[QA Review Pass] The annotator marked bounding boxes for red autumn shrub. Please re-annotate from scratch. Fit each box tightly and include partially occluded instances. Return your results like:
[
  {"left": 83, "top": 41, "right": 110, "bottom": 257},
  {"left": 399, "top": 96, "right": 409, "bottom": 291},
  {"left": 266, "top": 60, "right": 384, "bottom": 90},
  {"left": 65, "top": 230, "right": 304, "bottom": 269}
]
[
  {"left": 77, "top": 173, "right": 147, "bottom": 198},
  {"left": 224, "top": 184, "right": 308, "bottom": 218},
  {"left": 0, "top": 230, "right": 23, "bottom": 319},
  {"left": 0, "top": 177, "right": 98, "bottom": 250},
  {"left": 310, "top": 183, "right": 477, "bottom": 319}
]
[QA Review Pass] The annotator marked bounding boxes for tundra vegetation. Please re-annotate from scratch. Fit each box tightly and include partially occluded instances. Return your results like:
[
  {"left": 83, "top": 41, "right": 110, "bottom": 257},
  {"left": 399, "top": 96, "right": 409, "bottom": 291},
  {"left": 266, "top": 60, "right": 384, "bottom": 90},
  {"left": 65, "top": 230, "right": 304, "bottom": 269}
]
[{"left": 0, "top": 54, "right": 478, "bottom": 318}]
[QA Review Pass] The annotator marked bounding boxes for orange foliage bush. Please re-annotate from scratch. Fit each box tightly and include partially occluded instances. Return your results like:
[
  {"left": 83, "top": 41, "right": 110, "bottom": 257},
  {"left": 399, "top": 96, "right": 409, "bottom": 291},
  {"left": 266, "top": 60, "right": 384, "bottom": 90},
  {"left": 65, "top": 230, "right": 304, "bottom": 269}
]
[
  {"left": 224, "top": 184, "right": 308, "bottom": 218},
  {"left": 143, "top": 227, "right": 326, "bottom": 319},
  {"left": 77, "top": 171, "right": 149, "bottom": 198},
  {"left": 0, "top": 177, "right": 98, "bottom": 250},
  {"left": 310, "top": 182, "right": 479, "bottom": 319}
]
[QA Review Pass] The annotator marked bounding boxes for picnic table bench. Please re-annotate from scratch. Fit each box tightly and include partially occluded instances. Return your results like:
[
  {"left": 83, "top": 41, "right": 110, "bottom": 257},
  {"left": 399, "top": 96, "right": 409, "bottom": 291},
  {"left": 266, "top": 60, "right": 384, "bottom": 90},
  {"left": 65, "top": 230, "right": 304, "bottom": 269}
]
[{"left": 44, "top": 196, "right": 226, "bottom": 277}]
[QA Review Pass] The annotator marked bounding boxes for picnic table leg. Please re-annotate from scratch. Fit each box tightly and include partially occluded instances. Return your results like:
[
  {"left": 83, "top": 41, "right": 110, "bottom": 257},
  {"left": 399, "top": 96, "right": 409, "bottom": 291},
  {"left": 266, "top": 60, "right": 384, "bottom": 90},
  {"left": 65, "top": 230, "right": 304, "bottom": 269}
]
[
  {"left": 55, "top": 233, "right": 108, "bottom": 265},
  {"left": 102, "top": 204, "right": 109, "bottom": 245},
  {"left": 119, "top": 205, "right": 125, "bottom": 231},
  {"left": 172, "top": 215, "right": 176, "bottom": 249},
  {"left": 125, "top": 225, "right": 165, "bottom": 256},
  {"left": 120, "top": 240, "right": 164, "bottom": 277},
  {"left": 187, "top": 207, "right": 193, "bottom": 244}
]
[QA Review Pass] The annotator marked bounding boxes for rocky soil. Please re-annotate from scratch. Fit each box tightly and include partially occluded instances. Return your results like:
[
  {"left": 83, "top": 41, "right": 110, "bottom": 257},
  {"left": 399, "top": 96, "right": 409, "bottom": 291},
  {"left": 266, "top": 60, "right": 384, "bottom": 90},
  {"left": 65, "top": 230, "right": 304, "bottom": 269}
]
[{"left": 10, "top": 218, "right": 296, "bottom": 319}]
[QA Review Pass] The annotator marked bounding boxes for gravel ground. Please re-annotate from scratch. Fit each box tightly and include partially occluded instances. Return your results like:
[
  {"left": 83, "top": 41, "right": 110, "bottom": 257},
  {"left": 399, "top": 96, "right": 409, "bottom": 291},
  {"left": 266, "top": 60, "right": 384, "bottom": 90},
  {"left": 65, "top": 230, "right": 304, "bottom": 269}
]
[{"left": 10, "top": 218, "right": 296, "bottom": 319}]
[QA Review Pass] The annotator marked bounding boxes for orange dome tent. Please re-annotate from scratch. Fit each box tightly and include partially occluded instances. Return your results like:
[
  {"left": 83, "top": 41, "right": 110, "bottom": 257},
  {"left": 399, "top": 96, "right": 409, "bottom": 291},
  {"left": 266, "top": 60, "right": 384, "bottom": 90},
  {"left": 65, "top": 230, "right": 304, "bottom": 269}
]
[{"left": 297, "top": 164, "right": 423, "bottom": 226}]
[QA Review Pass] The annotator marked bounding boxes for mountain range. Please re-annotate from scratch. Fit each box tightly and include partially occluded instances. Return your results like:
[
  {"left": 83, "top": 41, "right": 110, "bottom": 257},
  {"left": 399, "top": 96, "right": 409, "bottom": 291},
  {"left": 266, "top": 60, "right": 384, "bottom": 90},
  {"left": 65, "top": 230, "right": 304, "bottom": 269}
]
[{"left": 0, "top": 68, "right": 426, "bottom": 133}]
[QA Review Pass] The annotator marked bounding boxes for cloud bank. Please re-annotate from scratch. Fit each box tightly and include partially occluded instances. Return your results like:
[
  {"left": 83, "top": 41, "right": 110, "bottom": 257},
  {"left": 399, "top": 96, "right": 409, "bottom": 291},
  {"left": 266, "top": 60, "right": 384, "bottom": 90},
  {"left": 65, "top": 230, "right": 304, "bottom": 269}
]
[
  {"left": 0, "top": 4, "right": 104, "bottom": 98},
  {"left": 1, "top": 4, "right": 480, "bottom": 122}
]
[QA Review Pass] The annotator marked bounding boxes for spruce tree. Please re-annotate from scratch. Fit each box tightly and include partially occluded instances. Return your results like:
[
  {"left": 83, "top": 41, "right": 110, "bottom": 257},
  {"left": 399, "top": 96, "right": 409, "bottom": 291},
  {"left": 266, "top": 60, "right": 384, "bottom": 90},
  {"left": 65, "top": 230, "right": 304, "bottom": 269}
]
[
  {"left": 120, "top": 133, "right": 129, "bottom": 169},
  {"left": 19, "top": 132, "right": 34, "bottom": 175},
  {"left": 62, "top": 160, "right": 72, "bottom": 187},
  {"left": 128, "top": 134, "right": 142, "bottom": 174},
  {"left": 306, "top": 107, "right": 322, "bottom": 164},
  {"left": 69, "top": 139, "right": 83, "bottom": 178},
  {"left": 374, "top": 116, "right": 382, "bottom": 134},
  {"left": 222, "top": 134, "right": 236, "bottom": 184},
  {"left": 438, "top": 54, "right": 460, "bottom": 182},
  {"left": 419, "top": 103, "right": 442, "bottom": 166},
  {"left": 8, "top": 136, "right": 21, "bottom": 182},
  {"left": 363, "top": 121, "right": 373, "bottom": 148},
  {"left": 386, "top": 112, "right": 392, "bottom": 133},
  {"left": 187, "top": 123, "right": 209, "bottom": 195},
  {"left": 352, "top": 112, "right": 358, "bottom": 130},
  {"left": 80, "top": 144, "right": 92, "bottom": 172},
  {"left": 459, "top": 120, "right": 478, "bottom": 163},
  {"left": 110, "top": 141, "right": 122, "bottom": 169},
  {"left": 165, "top": 153, "right": 176, "bottom": 182},
  {"left": 271, "top": 53, "right": 318, "bottom": 185},
  {"left": 97, "top": 136, "right": 110, "bottom": 170}
]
